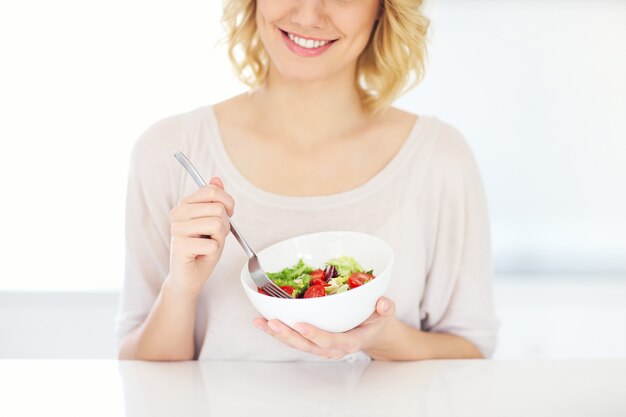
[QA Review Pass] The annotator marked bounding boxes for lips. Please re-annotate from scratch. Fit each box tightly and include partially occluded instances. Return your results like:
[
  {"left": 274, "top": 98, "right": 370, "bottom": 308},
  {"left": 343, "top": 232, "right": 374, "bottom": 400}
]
[
  {"left": 279, "top": 29, "right": 338, "bottom": 57},
  {"left": 287, "top": 32, "right": 332, "bottom": 49},
  {"left": 281, "top": 29, "right": 338, "bottom": 45}
]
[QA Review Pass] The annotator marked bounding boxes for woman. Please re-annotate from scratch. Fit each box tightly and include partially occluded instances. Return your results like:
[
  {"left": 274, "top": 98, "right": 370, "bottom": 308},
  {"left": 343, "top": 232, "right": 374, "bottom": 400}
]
[{"left": 116, "top": 0, "right": 498, "bottom": 361}]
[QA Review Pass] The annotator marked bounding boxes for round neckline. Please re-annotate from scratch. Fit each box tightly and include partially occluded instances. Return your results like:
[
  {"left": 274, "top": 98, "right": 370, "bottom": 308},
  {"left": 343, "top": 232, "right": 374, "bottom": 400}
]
[{"left": 203, "top": 105, "right": 429, "bottom": 210}]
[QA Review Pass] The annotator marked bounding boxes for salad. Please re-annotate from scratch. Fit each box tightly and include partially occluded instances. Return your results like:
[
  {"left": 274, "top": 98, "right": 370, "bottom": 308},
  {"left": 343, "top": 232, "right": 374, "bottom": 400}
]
[{"left": 257, "top": 256, "right": 375, "bottom": 298}]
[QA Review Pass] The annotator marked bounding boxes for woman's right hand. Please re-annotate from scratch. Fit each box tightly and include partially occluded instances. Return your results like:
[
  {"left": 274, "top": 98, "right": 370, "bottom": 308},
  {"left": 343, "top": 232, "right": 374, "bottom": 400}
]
[{"left": 166, "top": 176, "right": 235, "bottom": 298}]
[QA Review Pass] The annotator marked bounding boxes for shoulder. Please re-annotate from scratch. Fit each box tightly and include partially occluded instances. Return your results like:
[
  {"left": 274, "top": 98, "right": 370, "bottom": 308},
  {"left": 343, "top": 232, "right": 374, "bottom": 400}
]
[
  {"left": 130, "top": 105, "right": 216, "bottom": 171},
  {"left": 128, "top": 106, "right": 214, "bottom": 194},
  {"left": 426, "top": 118, "right": 475, "bottom": 164},
  {"left": 132, "top": 106, "right": 211, "bottom": 157},
  {"left": 417, "top": 117, "right": 485, "bottom": 196},
  {"left": 424, "top": 117, "right": 479, "bottom": 174},
  {"left": 386, "top": 107, "right": 477, "bottom": 170}
]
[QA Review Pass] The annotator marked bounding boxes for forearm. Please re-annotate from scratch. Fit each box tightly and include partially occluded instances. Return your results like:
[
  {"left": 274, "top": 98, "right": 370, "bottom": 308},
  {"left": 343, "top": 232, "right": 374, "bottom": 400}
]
[
  {"left": 118, "top": 280, "right": 198, "bottom": 361},
  {"left": 365, "top": 318, "right": 483, "bottom": 361}
]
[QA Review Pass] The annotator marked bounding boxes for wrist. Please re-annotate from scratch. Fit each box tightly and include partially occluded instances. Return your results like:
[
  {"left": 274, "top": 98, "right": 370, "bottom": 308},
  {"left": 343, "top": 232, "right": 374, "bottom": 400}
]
[
  {"left": 162, "top": 276, "right": 201, "bottom": 303},
  {"left": 364, "top": 317, "right": 403, "bottom": 360},
  {"left": 364, "top": 318, "right": 435, "bottom": 361}
]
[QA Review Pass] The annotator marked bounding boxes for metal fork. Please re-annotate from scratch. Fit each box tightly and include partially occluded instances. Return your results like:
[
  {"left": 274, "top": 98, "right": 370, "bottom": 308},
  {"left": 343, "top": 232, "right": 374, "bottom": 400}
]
[{"left": 173, "top": 151, "right": 291, "bottom": 298}]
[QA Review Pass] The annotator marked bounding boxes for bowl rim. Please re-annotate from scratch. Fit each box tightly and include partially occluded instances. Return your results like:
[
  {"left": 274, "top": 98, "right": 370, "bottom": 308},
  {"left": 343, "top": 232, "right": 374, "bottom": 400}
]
[{"left": 240, "top": 230, "right": 394, "bottom": 302}]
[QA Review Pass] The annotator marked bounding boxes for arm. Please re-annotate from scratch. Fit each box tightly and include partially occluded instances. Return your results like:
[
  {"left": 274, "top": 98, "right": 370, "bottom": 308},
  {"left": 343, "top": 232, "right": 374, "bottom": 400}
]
[
  {"left": 115, "top": 118, "right": 234, "bottom": 361},
  {"left": 364, "top": 317, "right": 483, "bottom": 361},
  {"left": 118, "top": 280, "right": 198, "bottom": 361},
  {"left": 118, "top": 177, "right": 233, "bottom": 361},
  {"left": 418, "top": 127, "right": 499, "bottom": 358}
]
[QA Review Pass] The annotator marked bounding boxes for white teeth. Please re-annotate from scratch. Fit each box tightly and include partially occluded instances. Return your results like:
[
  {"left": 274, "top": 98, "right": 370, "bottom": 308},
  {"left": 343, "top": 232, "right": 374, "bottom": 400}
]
[{"left": 286, "top": 32, "right": 330, "bottom": 49}]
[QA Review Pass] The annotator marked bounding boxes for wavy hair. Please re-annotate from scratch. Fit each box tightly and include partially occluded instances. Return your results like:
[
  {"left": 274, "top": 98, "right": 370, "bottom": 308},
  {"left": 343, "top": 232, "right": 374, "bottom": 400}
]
[{"left": 221, "top": 0, "right": 430, "bottom": 113}]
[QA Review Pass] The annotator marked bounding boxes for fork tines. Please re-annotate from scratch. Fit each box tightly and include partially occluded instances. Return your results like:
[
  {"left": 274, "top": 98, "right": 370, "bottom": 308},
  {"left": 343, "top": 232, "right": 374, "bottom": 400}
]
[{"left": 263, "top": 283, "right": 292, "bottom": 298}]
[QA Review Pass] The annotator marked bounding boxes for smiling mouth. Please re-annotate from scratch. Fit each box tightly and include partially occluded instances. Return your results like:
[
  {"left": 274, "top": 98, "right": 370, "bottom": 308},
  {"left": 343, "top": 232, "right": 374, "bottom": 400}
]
[{"left": 280, "top": 29, "right": 338, "bottom": 50}]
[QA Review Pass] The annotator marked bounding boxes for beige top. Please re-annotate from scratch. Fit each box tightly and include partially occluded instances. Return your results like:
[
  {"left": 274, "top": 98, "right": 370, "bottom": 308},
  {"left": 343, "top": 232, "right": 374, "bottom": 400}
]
[{"left": 116, "top": 105, "right": 499, "bottom": 360}]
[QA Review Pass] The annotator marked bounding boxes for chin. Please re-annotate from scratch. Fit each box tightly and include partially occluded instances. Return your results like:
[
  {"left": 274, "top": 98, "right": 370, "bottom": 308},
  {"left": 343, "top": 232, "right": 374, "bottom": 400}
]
[{"left": 273, "top": 63, "right": 336, "bottom": 84}]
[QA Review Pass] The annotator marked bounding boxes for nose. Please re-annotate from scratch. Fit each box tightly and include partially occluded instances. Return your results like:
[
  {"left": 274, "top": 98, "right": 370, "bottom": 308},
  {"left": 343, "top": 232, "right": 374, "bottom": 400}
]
[{"left": 291, "top": 0, "right": 326, "bottom": 30}]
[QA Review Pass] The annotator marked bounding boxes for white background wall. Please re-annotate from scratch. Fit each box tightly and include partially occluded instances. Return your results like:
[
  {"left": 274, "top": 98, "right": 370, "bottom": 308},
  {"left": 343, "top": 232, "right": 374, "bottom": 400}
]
[
  {"left": 403, "top": 1, "right": 626, "bottom": 273},
  {"left": 0, "top": 1, "right": 624, "bottom": 358},
  {"left": 1, "top": 1, "right": 624, "bottom": 291}
]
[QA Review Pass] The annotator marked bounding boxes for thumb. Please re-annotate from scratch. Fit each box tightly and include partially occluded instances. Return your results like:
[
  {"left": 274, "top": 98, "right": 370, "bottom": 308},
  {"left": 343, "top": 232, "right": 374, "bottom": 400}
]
[
  {"left": 376, "top": 297, "right": 395, "bottom": 316},
  {"left": 209, "top": 176, "right": 224, "bottom": 190}
]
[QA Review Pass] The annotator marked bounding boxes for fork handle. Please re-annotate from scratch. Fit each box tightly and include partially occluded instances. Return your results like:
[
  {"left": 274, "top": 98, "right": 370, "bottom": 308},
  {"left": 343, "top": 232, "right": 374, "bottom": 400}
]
[
  {"left": 174, "top": 151, "right": 255, "bottom": 259},
  {"left": 228, "top": 223, "right": 255, "bottom": 259}
]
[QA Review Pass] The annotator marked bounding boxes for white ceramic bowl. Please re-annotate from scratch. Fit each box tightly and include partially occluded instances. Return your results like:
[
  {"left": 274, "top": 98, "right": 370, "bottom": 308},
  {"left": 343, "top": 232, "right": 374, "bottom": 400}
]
[{"left": 240, "top": 231, "right": 394, "bottom": 333}]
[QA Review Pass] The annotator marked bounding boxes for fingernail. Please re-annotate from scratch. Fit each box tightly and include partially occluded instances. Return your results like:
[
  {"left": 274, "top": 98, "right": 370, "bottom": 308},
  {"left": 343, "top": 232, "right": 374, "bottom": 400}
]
[
  {"left": 380, "top": 299, "right": 389, "bottom": 313},
  {"left": 253, "top": 321, "right": 264, "bottom": 331},
  {"left": 268, "top": 321, "right": 280, "bottom": 333}
]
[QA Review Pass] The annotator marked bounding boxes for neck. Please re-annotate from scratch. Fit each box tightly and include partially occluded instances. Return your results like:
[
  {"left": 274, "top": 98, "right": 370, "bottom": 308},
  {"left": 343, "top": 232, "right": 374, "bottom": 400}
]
[{"left": 249, "top": 65, "right": 369, "bottom": 147}]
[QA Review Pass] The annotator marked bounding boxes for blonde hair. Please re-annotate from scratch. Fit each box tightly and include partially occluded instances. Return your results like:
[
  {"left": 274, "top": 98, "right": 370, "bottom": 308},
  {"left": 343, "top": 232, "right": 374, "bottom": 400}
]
[{"left": 221, "top": 0, "right": 430, "bottom": 113}]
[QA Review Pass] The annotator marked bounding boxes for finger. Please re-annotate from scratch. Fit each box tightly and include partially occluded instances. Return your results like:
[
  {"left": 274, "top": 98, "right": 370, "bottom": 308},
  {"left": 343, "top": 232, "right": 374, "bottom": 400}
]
[
  {"left": 253, "top": 318, "right": 268, "bottom": 331},
  {"left": 170, "top": 202, "right": 228, "bottom": 222},
  {"left": 264, "top": 320, "right": 332, "bottom": 357},
  {"left": 294, "top": 323, "right": 361, "bottom": 354},
  {"left": 354, "top": 297, "right": 397, "bottom": 329},
  {"left": 253, "top": 319, "right": 347, "bottom": 360},
  {"left": 375, "top": 297, "right": 396, "bottom": 317},
  {"left": 179, "top": 185, "right": 235, "bottom": 216},
  {"left": 171, "top": 236, "right": 219, "bottom": 258},
  {"left": 209, "top": 176, "right": 224, "bottom": 189},
  {"left": 171, "top": 217, "right": 229, "bottom": 244},
  {"left": 323, "top": 349, "right": 354, "bottom": 361},
  {"left": 255, "top": 319, "right": 346, "bottom": 360}
]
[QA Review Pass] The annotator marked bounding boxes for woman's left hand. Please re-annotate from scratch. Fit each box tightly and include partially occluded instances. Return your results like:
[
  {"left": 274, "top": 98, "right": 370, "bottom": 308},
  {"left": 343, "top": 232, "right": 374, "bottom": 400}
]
[{"left": 253, "top": 297, "right": 396, "bottom": 360}]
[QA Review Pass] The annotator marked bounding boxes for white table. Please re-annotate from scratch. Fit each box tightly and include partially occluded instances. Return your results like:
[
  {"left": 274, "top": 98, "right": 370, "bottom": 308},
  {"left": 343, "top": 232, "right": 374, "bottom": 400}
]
[{"left": 1, "top": 359, "right": 624, "bottom": 417}]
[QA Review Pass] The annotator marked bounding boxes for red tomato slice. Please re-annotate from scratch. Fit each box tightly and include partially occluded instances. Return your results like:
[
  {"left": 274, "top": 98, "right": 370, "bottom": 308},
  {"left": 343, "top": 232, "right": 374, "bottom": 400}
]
[
  {"left": 258, "top": 287, "right": 269, "bottom": 295},
  {"left": 310, "top": 278, "right": 329, "bottom": 287},
  {"left": 309, "top": 269, "right": 325, "bottom": 281},
  {"left": 348, "top": 272, "right": 375, "bottom": 289},
  {"left": 280, "top": 286, "right": 295, "bottom": 297},
  {"left": 303, "top": 285, "right": 326, "bottom": 298}
]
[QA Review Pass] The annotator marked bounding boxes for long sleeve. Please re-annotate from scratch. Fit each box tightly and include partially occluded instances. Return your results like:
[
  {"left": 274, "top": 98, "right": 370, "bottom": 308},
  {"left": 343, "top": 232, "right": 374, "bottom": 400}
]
[
  {"left": 420, "top": 125, "right": 499, "bottom": 357},
  {"left": 114, "top": 117, "right": 184, "bottom": 345}
]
